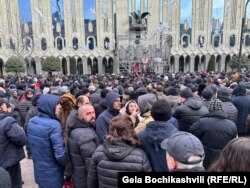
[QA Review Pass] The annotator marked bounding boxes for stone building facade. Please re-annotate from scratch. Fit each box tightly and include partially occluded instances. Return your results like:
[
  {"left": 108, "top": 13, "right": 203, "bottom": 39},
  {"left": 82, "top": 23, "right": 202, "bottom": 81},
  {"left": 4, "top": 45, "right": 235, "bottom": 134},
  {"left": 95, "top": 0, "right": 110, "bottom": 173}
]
[{"left": 0, "top": 0, "right": 249, "bottom": 77}]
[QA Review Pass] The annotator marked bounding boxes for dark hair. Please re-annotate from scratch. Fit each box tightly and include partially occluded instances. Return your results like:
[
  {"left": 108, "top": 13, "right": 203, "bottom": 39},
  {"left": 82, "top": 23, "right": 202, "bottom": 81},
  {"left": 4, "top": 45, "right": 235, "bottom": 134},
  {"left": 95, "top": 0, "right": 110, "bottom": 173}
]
[
  {"left": 101, "top": 88, "right": 110, "bottom": 98},
  {"left": 201, "top": 88, "right": 213, "bottom": 100},
  {"left": 208, "top": 137, "right": 250, "bottom": 172},
  {"left": 106, "top": 115, "right": 140, "bottom": 146},
  {"left": 125, "top": 101, "right": 136, "bottom": 115}
]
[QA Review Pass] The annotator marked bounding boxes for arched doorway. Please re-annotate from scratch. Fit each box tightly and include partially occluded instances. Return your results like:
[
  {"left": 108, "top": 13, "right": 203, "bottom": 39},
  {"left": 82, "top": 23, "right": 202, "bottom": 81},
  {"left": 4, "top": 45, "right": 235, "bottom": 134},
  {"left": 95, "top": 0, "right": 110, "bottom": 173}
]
[
  {"left": 62, "top": 58, "right": 67, "bottom": 75},
  {"left": 70, "top": 57, "right": 77, "bottom": 74},
  {"left": 207, "top": 55, "right": 216, "bottom": 72},
  {"left": 92, "top": 58, "right": 98, "bottom": 75},
  {"left": 179, "top": 56, "right": 184, "bottom": 72},
  {"left": 0, "top": 59, "right": 3, "bottom": 77},
  {"left": 216, "top": 55, "right": 221, "bottom": 72},
  {"left": 77, "top": 59, "right": 83, "bottom": 75},
  {"left": 194, "top": 56, "right": 200, "bottom": 72},
  {"left": 225, "top": 55, "right": 231, "bottom": 72},
  {"left": 31, "top": 59, "right": 36, "bottom": 74}
]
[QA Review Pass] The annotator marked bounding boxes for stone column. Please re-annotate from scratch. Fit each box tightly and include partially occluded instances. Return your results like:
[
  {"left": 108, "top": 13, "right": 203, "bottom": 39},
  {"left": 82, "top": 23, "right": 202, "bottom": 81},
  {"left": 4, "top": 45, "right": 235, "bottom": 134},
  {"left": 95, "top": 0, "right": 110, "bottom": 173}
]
[
  {"left": 34, "top": 57, "right": 42, "bottom": 74},
  {"left": 190, "top": 54, "right": 195, "bottom": 73},
  {"left": 98, "top": 56, "right": 103, "bottom": 75},
  {"left": 66, "top": 56, "right": 70, "bottom": 75},
  {"left": 174, "top": 55, "right": 179, "bottom": 73},
  {"left": 82, "top": 56, "right": 88, "bottom": 75},
  {"left": 220, "top": 54, "right": 226, "bottom": 72}
]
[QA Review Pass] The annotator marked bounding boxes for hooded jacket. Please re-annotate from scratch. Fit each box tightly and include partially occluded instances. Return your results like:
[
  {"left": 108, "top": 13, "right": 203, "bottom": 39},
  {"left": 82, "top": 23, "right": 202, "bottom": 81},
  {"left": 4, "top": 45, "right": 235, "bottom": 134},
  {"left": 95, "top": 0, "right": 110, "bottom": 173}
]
[
  {"left": 138, "top": 121, "right": 178, "bottom": 171},
  {"left": 87, "top": 140, "right": 151, "bottom": 188},
  {"left": 27, "top": 94, "right": 66, "bottom": 188},
  {"left": 173, "top": 97, "right": 208, "bottom": 132},
  {"left": 0, "top": 111, "right": 26, "bottom": 168},
  {"left": 96, "top": 92, "right": 121, "bottom": 143},
  {"left": 67, "top": 114, "right": 99, "bottom": 188}
]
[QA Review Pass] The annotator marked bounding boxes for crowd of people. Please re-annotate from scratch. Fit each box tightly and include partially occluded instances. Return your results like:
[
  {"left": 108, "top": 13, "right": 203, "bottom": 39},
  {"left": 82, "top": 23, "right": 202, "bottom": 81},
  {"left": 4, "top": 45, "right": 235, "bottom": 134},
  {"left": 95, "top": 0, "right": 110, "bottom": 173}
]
[{"left": 0, "top": 70, "right": 250, "bottom": 188}]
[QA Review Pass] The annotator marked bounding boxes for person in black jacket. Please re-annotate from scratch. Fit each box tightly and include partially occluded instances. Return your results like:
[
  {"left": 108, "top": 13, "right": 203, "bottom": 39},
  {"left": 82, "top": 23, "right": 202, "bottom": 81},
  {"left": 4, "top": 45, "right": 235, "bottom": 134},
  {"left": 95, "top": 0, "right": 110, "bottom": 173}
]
[
  {"left": 190, "top": 99, "right": 237, "bottom": 169},
  {"left": 67, "top": 104, "right": 98, "bottom": 188},
  {"left": 88, "top": 115, "right": 151, "bottom": 188},
  {"left": 0, "top": 98, "right": 27, "bottom": 188}
]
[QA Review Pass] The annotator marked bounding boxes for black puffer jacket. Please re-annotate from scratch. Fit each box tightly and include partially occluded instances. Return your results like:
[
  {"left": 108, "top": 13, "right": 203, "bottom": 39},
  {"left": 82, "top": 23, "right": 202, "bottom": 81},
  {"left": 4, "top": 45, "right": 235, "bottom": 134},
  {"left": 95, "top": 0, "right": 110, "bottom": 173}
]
[
  {"left": 0, "top": 111, "right": 26, "bottom": 168},
  {"left": 173, "top": 97, "right": 208, "bottom": 132},
  {"left": 67, "top": 115, "right": 99, "bottom": 188},
  {"left": 190, "top": 111, "right": 237, "bottom": 169},
  {"left": 87, "top": 140, "right": 152, "bottom": 188}
]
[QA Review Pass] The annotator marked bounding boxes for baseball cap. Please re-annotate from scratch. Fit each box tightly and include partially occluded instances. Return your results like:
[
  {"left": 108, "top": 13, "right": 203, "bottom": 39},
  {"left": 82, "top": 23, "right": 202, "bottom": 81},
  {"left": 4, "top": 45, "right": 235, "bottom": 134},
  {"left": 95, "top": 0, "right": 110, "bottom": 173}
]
[{"left": 161, "top": 132, "right": 205, "bottom": 164}]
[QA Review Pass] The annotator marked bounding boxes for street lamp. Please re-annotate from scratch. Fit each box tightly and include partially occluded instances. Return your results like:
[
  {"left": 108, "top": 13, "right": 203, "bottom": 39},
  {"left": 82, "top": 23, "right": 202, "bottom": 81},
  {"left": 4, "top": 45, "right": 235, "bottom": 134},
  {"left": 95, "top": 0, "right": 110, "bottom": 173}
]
[{"left": 238, "top": 0, "right": 250, "bottom": 71}]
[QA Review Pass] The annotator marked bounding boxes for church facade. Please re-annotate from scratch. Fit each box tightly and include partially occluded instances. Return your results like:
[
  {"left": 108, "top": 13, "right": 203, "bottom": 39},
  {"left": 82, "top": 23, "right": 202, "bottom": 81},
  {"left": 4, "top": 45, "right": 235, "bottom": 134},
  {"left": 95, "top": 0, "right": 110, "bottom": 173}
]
[{"left": 0, "top": 0, "right": 249, "bottom": 76}]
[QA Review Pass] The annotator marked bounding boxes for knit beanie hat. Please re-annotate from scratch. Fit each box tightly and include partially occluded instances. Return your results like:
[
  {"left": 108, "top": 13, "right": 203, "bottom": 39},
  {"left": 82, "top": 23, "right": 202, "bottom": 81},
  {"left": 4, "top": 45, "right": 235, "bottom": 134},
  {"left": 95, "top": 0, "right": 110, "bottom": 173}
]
[
  {"left": 208, "top": 99, "right": 224, "bottom": 112},
  {"left": 151, "top": 100, "right": 172, "bottom": 121},
  {"left": 0, "top": 167, "right": 11, "bottom": 188}
]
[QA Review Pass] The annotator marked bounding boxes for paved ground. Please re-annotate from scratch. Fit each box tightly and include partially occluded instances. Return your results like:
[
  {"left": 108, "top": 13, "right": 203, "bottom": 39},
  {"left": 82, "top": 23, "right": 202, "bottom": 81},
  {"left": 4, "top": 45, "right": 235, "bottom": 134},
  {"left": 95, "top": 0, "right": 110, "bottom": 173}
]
[{"left": 20, "top": 158, "right": 38, "bottom": 188}]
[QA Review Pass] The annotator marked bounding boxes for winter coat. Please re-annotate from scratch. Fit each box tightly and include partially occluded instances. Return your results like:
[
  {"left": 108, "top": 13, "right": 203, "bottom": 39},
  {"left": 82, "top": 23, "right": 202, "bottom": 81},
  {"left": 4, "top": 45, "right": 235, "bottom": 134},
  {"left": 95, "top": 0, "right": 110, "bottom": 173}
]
[
  {"left": 173, "top": 97, "right": 208, "bottom": 132},
  {"left": 18, "top": 98, "right": 32, "bottom": 127},
  {"left": 231, "top": 94, "right": 250, "bottom": 135},
  {"left": 67, "top": 115, "right": 99, "bottom": 188},
  {"left": 138, "top": 121, "right": 178, "bottom": 171},
  {"left": 27, "top": 94, "right": 66, "bottom": 188},
  {"left": 221, "top": 101, "right": 238, "bottom": 123},
  {"left": 87, "top": 140, "right": 152, "bottom": 188},
  {"left": 190, "top": 111, "right": 237, "bottom": 169},
  {"left": 0, "top": 111, "right": 26, "bottom": 168},
  {"left": 96, "top": 92, "right": 120, "bottom": 143}
]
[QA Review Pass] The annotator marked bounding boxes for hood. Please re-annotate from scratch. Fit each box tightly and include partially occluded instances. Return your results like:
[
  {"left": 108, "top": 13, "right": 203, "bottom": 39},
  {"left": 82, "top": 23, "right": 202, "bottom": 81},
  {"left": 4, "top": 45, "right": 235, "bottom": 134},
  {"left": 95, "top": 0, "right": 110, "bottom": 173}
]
[
  {"left": 145, "top": 121, "right": 178, "bottom": 151},
  {"left": 184, "top": 97, "right": 203, "bottom": 110},
  {"left": 67, "top": 113, "right": 95, "bottom": 134},
  {"left": 138, "top": 93, "right": 157, "bottom": 114},
  {"left": 0, "top": 111, "right": 10, "bottom": 121},
  {"left": 232, "top": 84, "right": 246, "bottom": 96},
  {"left": 105, "top": 91, "right": 121, "bottom": 111},
  {"left": 103, "top": 140, "right": 134, "bottom": 161},
  {"left": 37, "top": 94, "right": 60, "bottom": 120}
]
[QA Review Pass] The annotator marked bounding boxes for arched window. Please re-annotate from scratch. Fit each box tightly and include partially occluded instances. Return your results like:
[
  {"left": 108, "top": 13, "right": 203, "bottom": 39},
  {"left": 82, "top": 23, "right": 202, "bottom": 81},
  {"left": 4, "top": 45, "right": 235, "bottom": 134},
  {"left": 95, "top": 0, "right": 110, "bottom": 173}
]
[
  {"left": 229, "top": 34, "right": 236, "bottom": 47},
  {"left": 198, "top": 35, "right": 205, "bottom": 48},
  {"left": 213, "top": 35, "right": 220, "bottom": 48},
  {"left": 245, "top": 35, "right": 250, "bottom": 47},
  {"left": 41, "top": 38, "right": 47, "bottom": 50},
  {"left": 88, "top": 37, "right": 95, "bottom": 50},
  {"left": 104, "top": 37, "right": 110, "bottom": 50},
  {"left": 57, "top": 37, "right": 63, "bottom": 50},
  {"left": 72, "top": 37, "right": 78, "bottom": 50},
  {"left": 182, "top": 35, "right": 189, "bottom": 48}
]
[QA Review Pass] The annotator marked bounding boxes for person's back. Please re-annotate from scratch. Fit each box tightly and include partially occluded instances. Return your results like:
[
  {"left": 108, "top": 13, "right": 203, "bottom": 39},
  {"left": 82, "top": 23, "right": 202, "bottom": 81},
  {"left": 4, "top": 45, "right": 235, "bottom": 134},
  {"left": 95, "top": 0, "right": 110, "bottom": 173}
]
[
  {"left": 231, "top": 84, "right": 250, "bottom": 136},
  {"left": 88, "top": 115, "right": 151, "bottom": 188},
  {"left": 0, "top": 98, "right": 26, "bottom": 188},
  {"left": 138, "top": 100, "right": 178, "bottom": 171},
  {"left": 190, "top": 99, "right": 237, "bottom": 169},
  {"left": 28, "top": 94, "right": 66, "bottom": 188},
  {"left": 173, "top": 88, "right": 208, "bottom": 132},
  {"left": 0, "top": 167, "right": 11, "bottom": 188}
]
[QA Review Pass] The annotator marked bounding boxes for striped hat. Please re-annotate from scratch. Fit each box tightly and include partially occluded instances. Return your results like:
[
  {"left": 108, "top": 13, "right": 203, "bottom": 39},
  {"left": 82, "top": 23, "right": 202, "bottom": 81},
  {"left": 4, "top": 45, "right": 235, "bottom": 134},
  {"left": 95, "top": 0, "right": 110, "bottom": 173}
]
[{"left": 208, "top": 99, "right": 223, "bottom": 112}]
